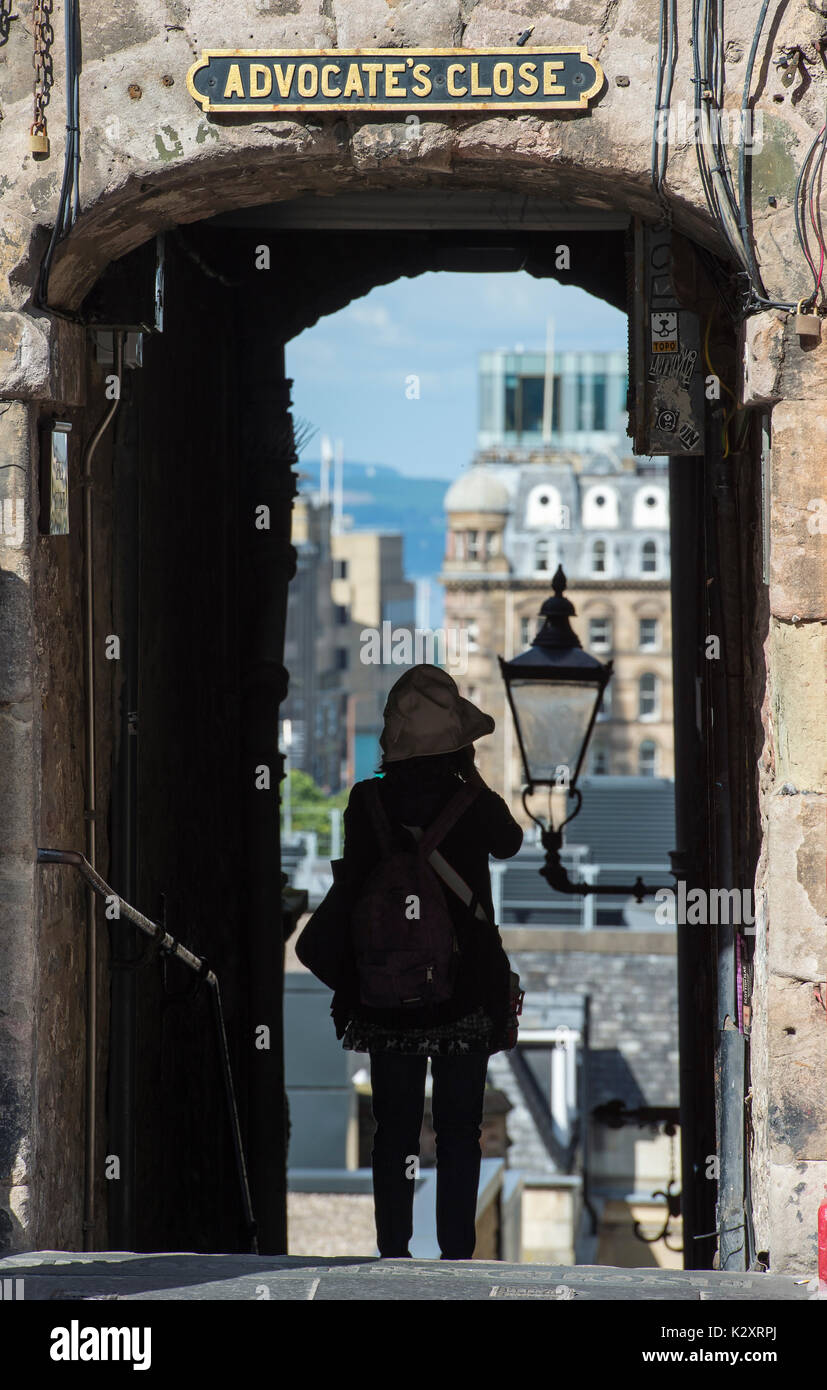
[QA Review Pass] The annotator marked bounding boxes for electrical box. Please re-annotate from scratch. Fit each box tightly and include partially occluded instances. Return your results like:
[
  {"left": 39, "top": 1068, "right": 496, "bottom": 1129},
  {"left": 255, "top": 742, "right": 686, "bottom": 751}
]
[{"left": 80, "top": 233, "right": 165, "bottom": 333}]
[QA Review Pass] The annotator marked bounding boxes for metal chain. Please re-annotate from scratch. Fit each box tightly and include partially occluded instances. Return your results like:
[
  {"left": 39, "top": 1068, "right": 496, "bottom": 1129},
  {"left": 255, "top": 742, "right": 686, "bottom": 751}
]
[
  {"left": 1, "top": 2, "right": 18, "bottom": 48},
  {"left": 32, "top": 0, "right": 54, "bottom": 142}
]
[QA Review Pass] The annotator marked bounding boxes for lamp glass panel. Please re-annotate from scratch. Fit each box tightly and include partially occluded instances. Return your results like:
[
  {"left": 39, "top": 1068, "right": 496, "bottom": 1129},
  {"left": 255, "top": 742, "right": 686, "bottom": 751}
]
[{"left": 510, "top": 678, "right": 602, "bottom": 783}]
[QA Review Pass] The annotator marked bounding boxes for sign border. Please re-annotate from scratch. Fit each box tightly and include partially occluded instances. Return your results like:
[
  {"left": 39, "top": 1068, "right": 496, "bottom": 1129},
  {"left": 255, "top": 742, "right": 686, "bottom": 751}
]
[{"left": 186, "top": 46, "right": 605, "bottom": 114}]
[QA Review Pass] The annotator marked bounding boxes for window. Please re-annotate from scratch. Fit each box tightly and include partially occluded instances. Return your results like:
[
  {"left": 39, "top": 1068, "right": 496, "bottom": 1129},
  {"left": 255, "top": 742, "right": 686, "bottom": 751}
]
[
  {"left": 505, "top": 373, "right": 546, "bottom": 437},
  {"left": 633, "top": 487, "right": 668, "bottom": 528},
  {"left": 589, "top": 617, "right": 612, "bottom": 652},
  {"left": 467, "top": 530, "right": 481, "bottom": 561},
  {"left": 583, "top": 487, "right": 619, "bottom": 528},
  {"left": 335, "top": 647, "right": 349, "bottom": 671},
  {"left": 535, "top": 537, "right": 552, "bottom": 572},
  {"left": 576, "top": 372, "right": 588, "bottom": 430},
  {"left": 590, "top": 745, "right": 609, "bottom": 774},
  {"left": 520, "top": 615, "right": 539, "bottom": 646},
  {"left": 525, "top": 483, "right": 563, "bottom": 529},
  {"left": 335, "top": 604, "right": 349, "bottom": 625},
  {"left": 593, "top": 373, "right": 607, "bottom": 431},
  {"left": 639, "top": 617, "right": 659, "bottom": 650},
  {"left": 639, "top": 673, "right": 658, "bottom": 719},
  {"left": 333, "top": 558, "right": 348, "bottom": 580},
  {"left": 467, "top": 620, "right": 480, "bottom": 653},
  {"left": 639, "top": 740, "right": 657, "bottom": 777},
  {"left": 596, "top": 685, "right": 612, "bottom": 721},
  {"left": 485, "top": 530, "right": 499, "bottom": 558},
  {"left": 641, "top": 540, "right": 658, "bottom": 574},
  {"left": 591, "top": 539, "right": 607, "bottom": 574}
]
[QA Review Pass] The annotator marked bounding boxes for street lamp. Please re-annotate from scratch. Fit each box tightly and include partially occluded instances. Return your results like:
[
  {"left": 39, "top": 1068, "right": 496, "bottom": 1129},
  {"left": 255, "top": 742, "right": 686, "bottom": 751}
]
[
  {"left": 499, "top": 565, "right": 612, "bottom": 796},
  {"left": 499, "top": 566, "right": 663, "bottom": 901}
]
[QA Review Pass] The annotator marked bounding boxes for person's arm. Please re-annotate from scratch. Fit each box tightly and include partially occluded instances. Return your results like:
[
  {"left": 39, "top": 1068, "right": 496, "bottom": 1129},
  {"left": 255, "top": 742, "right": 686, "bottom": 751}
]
[
  {"left": 459, "top": 747, "right": 523, "bottom": 858},
  {"left": 341, "top": 781, "right": 375, "bottom": 889}
]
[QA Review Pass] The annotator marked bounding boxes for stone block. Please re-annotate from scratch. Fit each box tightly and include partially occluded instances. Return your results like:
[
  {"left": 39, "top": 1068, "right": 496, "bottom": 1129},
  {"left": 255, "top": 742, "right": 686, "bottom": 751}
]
[
  {"left": 333, "top": 0, "right": 462, "bottom": 47},
  {"left": 768, "top": 1161, "right": 827, "bottom": 1276},
  {"left": 0, "top": 313, "right": 85, "bottom": 405},
  {"left": 768, "top": 403, "right": 827, "bottom": 619},
  {"left": 741, "top": 310, "right": 785, "bottom": 405},
  {"left": 767, "top": 792, "right": 827, "bottom": 980},
  {"left": 0, "top": 314, "right": 51, "bottom": 400},
  {"left": 766, "top": 976, "right": 827, "bottom": 1165},
  {"left": 767, "top": 621, "right": 827, "bottom": 790}
]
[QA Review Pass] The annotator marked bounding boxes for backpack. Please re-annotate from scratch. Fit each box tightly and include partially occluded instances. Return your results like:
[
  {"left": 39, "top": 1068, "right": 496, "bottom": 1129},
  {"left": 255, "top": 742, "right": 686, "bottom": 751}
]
[{"left": 350, "top": 779, "right": 480, "bottom": 1010}]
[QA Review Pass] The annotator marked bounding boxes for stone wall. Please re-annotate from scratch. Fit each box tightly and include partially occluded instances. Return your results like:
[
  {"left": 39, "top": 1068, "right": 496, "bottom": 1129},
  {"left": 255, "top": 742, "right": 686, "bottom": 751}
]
[{"left": 746, "top": 315, "right": 827, "bottom": 1273}]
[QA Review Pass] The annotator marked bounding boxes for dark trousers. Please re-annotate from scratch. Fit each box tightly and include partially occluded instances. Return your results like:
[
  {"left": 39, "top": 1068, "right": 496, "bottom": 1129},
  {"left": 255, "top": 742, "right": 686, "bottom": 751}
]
[{"left": 369, "top": 1049, "right": 489, "bottom": 1259}]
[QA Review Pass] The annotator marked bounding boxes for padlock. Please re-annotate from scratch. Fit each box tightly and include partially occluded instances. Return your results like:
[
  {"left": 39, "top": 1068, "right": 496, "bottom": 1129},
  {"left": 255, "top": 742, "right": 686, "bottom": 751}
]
[
  {"left": 29, "top": 128, "right": 50, "bottom": 155},
  {"left": 794, "top": 299, "right": 822, "bottom": 339}
]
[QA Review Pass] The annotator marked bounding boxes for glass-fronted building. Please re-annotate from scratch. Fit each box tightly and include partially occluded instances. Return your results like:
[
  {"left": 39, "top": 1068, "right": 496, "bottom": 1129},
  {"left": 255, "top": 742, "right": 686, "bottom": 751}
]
[{"left": 478, "top": 349, "right": 629, "bottom": 453}]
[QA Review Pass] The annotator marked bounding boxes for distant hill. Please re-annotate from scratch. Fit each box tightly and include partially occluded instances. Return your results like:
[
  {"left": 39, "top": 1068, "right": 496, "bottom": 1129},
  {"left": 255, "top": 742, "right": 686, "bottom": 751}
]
[{"left": 296, "top": 459, "right": 449, "bottom": 581}]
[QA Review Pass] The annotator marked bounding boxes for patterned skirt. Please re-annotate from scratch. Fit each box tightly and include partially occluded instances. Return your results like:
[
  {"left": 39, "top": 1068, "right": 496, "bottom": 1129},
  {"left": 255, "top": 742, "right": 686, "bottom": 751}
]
[{"left": 341, "top": 1004, "right": 495, "bottom": 1056}]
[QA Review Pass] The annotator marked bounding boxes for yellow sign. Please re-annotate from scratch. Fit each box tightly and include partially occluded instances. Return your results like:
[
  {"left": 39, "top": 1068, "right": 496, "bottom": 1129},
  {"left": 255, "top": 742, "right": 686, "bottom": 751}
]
[{"left": 187, "top": 47, "right": 603, "bottom": 114}]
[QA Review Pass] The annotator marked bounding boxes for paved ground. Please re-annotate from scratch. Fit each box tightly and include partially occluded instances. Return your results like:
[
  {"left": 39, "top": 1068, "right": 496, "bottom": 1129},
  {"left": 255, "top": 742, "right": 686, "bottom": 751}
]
[{"left": 0, "top": 1251, "right": 821, "bottom": 1301}]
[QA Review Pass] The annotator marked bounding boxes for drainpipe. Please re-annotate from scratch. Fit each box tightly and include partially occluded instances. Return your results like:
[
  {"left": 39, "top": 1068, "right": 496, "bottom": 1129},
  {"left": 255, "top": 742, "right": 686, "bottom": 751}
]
[
  {"left": 706, "top": 438, "right": 747, "bottom": 1272},
  {"left": 669, "top": 457, "right": 718, "bottom": 1268},
  {"left": 81, "top": 331, "right": 124, "bottom": 1250},
  {"left": 107, "top": 367, "right": 140, "bottom": 1250}
]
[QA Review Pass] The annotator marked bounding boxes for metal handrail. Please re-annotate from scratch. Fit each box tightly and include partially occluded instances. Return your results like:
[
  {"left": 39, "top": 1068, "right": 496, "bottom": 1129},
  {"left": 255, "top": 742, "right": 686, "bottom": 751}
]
[{"left": 37, "top": 848, "right": 258, "bottom": 1254}]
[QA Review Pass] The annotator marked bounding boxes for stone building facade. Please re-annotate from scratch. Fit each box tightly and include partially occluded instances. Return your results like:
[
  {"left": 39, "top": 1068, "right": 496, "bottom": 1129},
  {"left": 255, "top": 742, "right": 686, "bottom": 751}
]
[
  {"left": 283, "top": 494, "right": 345, "bottom": 791},
  {"left": 0, "top": 0, "right": 824, "bottom": 1276},
  {"left": 441, "top": 445, "right": 674, "bottom": 807},
  {"left": 330, "top": 528, "right": 416, "bottom": 782}
]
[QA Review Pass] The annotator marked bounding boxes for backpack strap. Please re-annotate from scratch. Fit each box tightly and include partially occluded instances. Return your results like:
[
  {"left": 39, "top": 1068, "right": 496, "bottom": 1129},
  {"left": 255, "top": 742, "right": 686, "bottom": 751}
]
[
  {"left": 401, "top": 784, "right": 493, "bottom": 926},
  {"left": 404, "top": 827, "right": 493, "bottom": 926},
  {"left": 416, "top": 784, "right": 480, "bottom": 857}
]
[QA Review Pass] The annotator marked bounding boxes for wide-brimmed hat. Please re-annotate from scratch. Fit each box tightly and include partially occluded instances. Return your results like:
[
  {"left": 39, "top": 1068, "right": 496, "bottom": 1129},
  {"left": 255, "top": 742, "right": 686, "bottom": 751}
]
[{"left": 379, "top": 664, "right": 495, "bottom": 763}]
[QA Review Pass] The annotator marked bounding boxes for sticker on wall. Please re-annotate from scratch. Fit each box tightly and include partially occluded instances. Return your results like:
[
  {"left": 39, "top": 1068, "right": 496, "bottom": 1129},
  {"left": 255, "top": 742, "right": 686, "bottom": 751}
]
[{"left": 650, "top": 311, "right": 678, "bottom": 354}]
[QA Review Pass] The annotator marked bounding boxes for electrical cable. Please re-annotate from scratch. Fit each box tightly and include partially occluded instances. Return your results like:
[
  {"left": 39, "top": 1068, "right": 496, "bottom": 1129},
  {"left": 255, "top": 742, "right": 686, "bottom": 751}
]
[
  {"left": 660, "top": 0, "right": 678, "bottom": 191},
  {"left": 703, "top": 315, "right": 740, "bottom": 458},
  {"left": 650, "top": 0, "right": 667, "bottom": 190},
  {"left": 651, "top": 0, "right": 678, "bottom": 202},
  {"left": 805, "top": 103, "right": 827, "bottom": 306},
  {"left": 36, "top": 0, "right": 79, "bottom": 308},
  {"left": 692, "top": 0, "right": 797, "bottom": 314},
  {"left": 738, "top": 0, "right": 771, "bottom": 298},
  {"left": 793, "top": 124, "right": 824, "bottom": 296}
]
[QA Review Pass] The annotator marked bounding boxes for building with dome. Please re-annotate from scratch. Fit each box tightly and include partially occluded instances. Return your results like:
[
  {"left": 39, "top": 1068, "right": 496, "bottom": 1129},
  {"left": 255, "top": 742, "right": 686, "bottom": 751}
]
[{"left": 441, "top": 353, "right": 673, "bottom": 813}]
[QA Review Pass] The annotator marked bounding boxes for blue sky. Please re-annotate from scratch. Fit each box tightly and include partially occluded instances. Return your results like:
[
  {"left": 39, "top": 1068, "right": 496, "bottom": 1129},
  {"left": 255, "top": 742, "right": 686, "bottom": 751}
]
[{"left": 286, "top": 271, "right": 627, "bottom": 481}]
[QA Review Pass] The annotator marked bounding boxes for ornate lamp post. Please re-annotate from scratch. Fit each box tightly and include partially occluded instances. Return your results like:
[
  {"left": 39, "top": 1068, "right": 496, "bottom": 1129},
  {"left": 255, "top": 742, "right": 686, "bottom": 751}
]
[{"left": 499, "top": 566, "right": 663, "bottom": 900}]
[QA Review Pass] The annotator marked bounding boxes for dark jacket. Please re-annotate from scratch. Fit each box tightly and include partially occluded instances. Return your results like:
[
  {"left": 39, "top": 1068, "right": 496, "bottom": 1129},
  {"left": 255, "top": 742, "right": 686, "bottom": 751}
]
[{"left": 330, "top": 765, "right": 523, "bottom": 1040}]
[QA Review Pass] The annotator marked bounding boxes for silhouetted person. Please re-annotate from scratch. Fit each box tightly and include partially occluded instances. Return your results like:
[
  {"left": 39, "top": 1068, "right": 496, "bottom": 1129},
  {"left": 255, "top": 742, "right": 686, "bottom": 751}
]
[{"left": 331, "top": 664, "right": 523, "bottom": 1259}]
